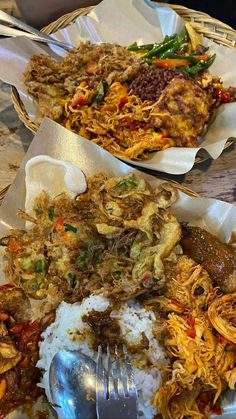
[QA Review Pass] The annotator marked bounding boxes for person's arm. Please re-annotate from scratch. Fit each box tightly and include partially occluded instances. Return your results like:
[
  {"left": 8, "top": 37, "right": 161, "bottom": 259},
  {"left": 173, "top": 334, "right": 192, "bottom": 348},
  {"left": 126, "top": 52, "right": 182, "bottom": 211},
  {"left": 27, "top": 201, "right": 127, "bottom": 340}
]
[{"left": 15, "top": 0, "right": 100, "bottom": 29}]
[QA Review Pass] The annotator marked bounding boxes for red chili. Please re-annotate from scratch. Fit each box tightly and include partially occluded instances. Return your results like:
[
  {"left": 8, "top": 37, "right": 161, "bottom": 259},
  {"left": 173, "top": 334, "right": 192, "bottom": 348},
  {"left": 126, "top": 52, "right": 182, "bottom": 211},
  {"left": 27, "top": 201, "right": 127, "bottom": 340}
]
[
  {"left": 209, "top": 403, "right": 223, "bottom": 415},
  {"left": 19, "top": 321, "right": 40, "bottom": 349},
  {"left": 187, "top": 315, "right": 195, "bottom": 328},
  {"left": 9, "top": 322, "right": 28, "bottom": 334},
  {"left": 0, "top": 284, "right": 14, "bottom": 290},
  {"left": 54, "top": 218, "right": 64, "bottom": 231},
  {"left": 198, "top": 392, "right": 211, "bottom": 403},
  {"left": 118, "top": 96, "right": 128, "bottom": 110},
  {"left": 186, "top": 328, "right": 196, "bottom": 338},
  {"left": 170, "top": 298, "right": 184, "bottom": 310},
  {"left": 7, "top": 239, "right": 21, "bottom": 253},
  {"left": 218, "top": 90, "right": 231, "bottom": 103}
]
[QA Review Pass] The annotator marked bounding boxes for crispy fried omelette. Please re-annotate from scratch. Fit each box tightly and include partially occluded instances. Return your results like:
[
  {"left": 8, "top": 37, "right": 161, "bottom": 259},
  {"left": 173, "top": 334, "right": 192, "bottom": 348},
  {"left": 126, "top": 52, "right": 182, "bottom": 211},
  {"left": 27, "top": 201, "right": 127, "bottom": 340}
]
[
  {"left": 151, "top": 77, "right": 210, "bottom": 147},
  {"left": 2, "top": 174, "right": 181, "bottom": 311}
]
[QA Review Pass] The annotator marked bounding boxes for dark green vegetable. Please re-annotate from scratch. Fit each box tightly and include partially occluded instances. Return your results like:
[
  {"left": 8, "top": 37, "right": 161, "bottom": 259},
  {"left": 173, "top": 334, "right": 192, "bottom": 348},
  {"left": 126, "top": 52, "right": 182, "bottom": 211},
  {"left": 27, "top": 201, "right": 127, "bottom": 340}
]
[
  {"left": 127, "top": 42, "right": 154, "bottom": 52},
  {"left": 143, "top": 34, "right": 178, "bottom": 60},
  {"left": 113, "top": 174, "right": 138, "bottom": 190},
  {"left": 159, "top": 39, "right": 181, "bottom": 58},
  {"left": 75, "top": 250, "right": 88, "bottom": 269},
  {"left": 158, "top": 52, "right": 200, "bottom": 63},
  {"left": 91, "top": 80, "right": 108, "bottom": 104},
  {"left": 35, "top": 259, "right": 44, "bottom": 273},
  {"left": 180, "top": 53, "right": 216, "bottom": 75},
  {"left": 64, "top": 223, "right": 77, "bottom": 233},
  {"left": 67, "top": 272, "right": 76, "bottom": 289},
  {"left": 48, "top": 206, "right": 54, "bottom": 221}
]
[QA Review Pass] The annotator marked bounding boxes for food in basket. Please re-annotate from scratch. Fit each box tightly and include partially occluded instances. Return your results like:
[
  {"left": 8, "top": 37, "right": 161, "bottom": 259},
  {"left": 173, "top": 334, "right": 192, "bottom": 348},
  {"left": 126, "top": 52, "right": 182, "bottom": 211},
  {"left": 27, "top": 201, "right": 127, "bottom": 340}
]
[
  {"left": 23, "top": 24, "right": 236, "bottom": 159},
  {"left": 1, "top": 172, "right": 236, "bottom": 418},
  {"left": 1, "top": 173, "right": 181, "bottom": 305}
]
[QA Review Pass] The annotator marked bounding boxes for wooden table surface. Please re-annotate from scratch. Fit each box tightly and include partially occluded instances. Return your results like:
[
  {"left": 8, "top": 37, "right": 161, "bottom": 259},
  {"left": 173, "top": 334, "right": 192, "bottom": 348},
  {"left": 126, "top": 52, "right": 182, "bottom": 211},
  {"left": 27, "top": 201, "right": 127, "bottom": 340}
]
[{"left": 0, "top": 2, "right": 235, "bottom": 204}]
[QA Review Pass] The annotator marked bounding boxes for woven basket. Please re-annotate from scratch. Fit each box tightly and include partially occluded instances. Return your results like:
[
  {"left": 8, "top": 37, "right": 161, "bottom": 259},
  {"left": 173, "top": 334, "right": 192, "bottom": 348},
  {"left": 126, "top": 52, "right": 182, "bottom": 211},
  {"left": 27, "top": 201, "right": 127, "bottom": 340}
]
[
  {"left": 11, "top": 3, "right": 236, "bottom": 131},
  {"left": 3, "top": 2, "right": 235, "bottom": 203}
]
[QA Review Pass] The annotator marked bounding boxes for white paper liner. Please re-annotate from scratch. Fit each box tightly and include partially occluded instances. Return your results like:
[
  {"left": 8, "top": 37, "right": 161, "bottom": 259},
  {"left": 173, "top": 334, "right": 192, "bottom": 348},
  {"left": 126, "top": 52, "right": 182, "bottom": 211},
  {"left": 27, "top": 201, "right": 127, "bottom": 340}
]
[
  {"left": 0, "top": 0, "right": 235, "bottom": 174},
  {"left": 0, "top": 117, "right": 236, "bottom": 418}
]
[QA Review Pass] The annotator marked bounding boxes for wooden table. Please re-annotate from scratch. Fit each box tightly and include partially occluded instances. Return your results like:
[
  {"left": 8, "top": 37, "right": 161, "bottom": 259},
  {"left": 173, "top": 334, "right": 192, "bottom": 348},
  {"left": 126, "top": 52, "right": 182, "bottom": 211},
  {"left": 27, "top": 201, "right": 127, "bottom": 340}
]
[{"left": 0, "top": 80, "right": 235, "bottom": 204}]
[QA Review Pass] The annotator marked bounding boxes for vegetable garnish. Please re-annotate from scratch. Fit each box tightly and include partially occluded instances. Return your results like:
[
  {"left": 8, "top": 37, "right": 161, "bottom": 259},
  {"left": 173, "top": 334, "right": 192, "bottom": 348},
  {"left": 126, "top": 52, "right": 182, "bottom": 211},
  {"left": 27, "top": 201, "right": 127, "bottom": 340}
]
[
  {"left": 48, "top": 206, "right": 54, "bottom": 221},
  {"left": 7, "top": 239, "right": 21, "bottom": 253},
  {"left": 91, "top": 80, "right": 108, "bottom": 104},
  {"left": 35, "top": 259, "right": 44, "bottom": 273},
  {"left": 64, "top": 223, "right": 78, "bottom": 233},
  {"left": 0, "top": 284, "right": 14, "bottom": 290},
  {"left": 54, "top": 218, "right": 64, "bottom": 231},
  {"left": 128, "top": 24, "right": 216, "bottom": 75}
]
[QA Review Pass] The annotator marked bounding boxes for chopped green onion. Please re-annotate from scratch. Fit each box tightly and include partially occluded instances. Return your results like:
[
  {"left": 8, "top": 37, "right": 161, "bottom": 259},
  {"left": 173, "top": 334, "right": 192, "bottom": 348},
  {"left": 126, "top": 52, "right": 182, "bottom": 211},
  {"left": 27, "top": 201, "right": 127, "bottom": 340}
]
[
  {"left": 20, "top": 257, "right": 32, "bottom": 270},
  {"left": 28, "top": 278, "right": 39, "bottom": 291},
  {"left": 35, "top": 259, "right": 44, "bottom": 273},
  {"left": 113, "top": 174, "right": 138, "bottom": 190},
  {"left": 75, "top": 250, "right": 88, "bottom": 268},
  {"left": 48, "top": 206, "right": 54, "bottom": 221},
  {"left": 64, "top": 223, "right": 77, "bottom": 233}
]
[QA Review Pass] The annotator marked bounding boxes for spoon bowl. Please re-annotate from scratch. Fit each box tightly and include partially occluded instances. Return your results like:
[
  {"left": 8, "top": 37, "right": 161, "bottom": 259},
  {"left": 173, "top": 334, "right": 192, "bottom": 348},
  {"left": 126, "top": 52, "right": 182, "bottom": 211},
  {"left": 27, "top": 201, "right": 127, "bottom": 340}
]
[{"left": 49, "top": 349, "right": 97, "bottom": 419}]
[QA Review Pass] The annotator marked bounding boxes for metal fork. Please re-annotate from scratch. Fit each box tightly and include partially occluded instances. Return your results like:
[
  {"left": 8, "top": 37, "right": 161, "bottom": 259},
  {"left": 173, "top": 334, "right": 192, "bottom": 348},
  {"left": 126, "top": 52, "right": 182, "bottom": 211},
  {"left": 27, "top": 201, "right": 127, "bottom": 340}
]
[
  {"left": 0, "top": 10, "right": 73, "bottom": 49},
  {"left": 96, "top": 344, "right": 138, "bottom": 419}
]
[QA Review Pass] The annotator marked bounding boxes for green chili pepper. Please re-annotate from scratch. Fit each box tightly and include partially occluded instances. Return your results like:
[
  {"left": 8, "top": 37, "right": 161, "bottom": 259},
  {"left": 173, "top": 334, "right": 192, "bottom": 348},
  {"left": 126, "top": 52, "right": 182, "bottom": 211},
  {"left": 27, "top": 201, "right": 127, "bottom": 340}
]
[
  {"left": 48, "top": 206, "right": 54, "bottom": 221},
  {"left": 91, "top": 80, "right": 108, "bottom": 104},
  {"left": 143, "top": 34, "right": 178, "bottom": 60},
  {"left": 35, "top": 259, "right": 44, "bottom": 273},
  {"left": 64, "top": 223, "right": 77, "bottom": 233}
]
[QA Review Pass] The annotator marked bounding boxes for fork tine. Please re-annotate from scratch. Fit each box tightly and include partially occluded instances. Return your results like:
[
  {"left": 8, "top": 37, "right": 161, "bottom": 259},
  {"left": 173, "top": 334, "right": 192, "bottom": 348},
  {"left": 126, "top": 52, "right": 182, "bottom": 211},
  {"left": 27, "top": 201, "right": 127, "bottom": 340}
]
[
  {"left": 123, "top": 345, "right": 137, "bottom": 397},
  {"left": 96, "top": 345, "right": 107, "bottom": 401},
  {"left": 107, "top": 344, "right": 118, "bottom": 400},
  {"left": 114, "top": 344, "right": 126, "bottom": 398}
]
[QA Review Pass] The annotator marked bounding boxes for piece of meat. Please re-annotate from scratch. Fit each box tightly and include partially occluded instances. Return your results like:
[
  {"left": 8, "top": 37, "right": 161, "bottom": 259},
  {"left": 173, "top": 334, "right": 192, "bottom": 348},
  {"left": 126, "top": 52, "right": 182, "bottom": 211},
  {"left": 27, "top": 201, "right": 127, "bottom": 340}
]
[
  {"left": 181, "top": 224, "right": 236, "bottom": 293},
  {"left": 151, "top": 77, "right": 210, "bottom": 147},
  {"left": 0, "top": 288, "right": 31, "bottom": 322}
]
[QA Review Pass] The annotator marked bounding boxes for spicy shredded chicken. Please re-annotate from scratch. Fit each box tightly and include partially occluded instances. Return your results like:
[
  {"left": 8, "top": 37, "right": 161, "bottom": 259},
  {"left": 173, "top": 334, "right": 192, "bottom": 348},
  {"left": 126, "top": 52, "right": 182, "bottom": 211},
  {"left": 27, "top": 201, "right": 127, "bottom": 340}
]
[{"left": 145, "top": 256, "right": 236, "bottom": 419}]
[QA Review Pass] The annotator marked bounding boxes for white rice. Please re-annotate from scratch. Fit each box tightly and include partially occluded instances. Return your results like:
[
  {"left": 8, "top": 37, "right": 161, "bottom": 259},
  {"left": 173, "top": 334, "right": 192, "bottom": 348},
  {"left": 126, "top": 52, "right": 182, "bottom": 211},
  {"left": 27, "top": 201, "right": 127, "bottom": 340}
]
[{"left": 37, "top": 295, "right": 166, "bottom": 418}]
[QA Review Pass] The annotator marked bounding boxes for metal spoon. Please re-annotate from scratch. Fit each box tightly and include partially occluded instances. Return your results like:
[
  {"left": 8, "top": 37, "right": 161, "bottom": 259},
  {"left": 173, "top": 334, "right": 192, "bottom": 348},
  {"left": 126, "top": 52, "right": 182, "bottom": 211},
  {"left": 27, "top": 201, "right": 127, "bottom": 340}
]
[{"left": 49, "top": 350, "right": 97, "bottom": 419}]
